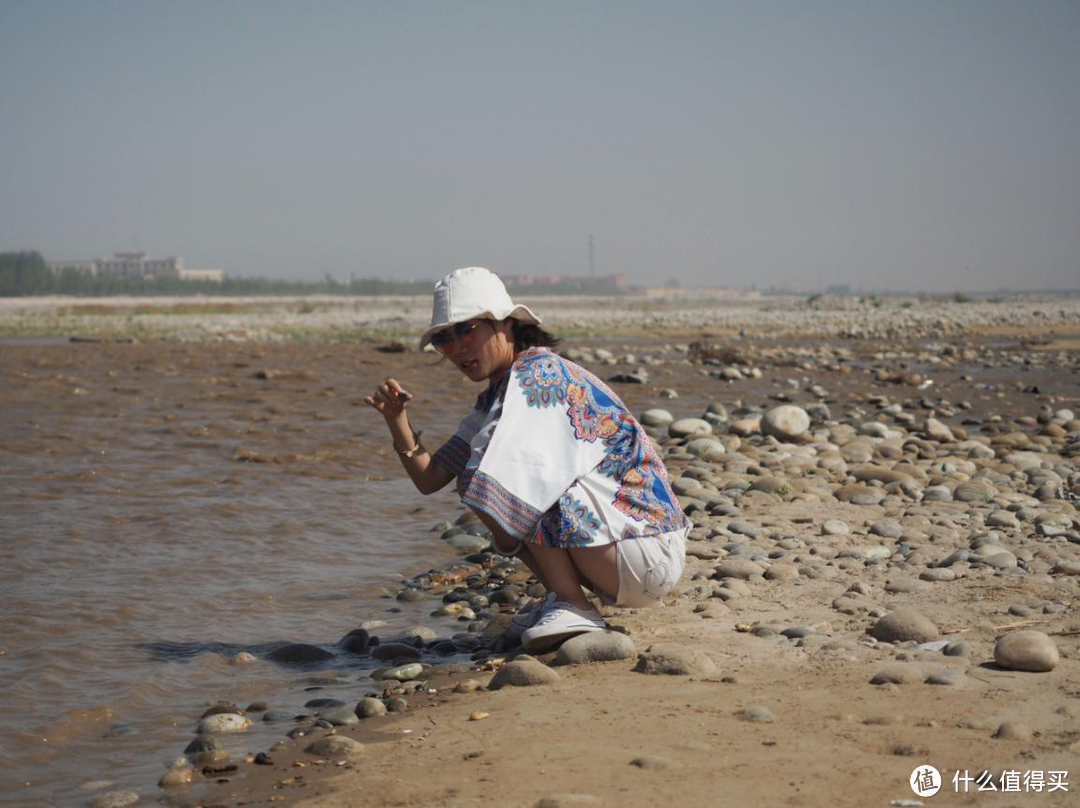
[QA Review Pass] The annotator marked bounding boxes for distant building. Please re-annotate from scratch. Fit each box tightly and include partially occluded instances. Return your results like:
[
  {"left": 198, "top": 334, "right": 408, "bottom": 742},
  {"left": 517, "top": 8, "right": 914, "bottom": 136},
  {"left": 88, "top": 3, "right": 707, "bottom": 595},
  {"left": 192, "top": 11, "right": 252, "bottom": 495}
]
[
  {"left": 497, "top": 272, "right": 628, "bottom": 291},
  {"left": 47, "top": 252, "right": 223, "bottom": 282},
  {"left": 178, "top": 268, "right": 225, "bottom": 282}
]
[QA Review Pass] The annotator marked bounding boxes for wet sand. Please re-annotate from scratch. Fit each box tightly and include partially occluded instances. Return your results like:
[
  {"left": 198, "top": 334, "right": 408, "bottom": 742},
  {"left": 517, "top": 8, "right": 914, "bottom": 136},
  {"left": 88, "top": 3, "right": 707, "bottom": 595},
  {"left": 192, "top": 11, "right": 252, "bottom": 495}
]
[{"left": 2, "top": 297, "right": 1079, "bottom": 808}]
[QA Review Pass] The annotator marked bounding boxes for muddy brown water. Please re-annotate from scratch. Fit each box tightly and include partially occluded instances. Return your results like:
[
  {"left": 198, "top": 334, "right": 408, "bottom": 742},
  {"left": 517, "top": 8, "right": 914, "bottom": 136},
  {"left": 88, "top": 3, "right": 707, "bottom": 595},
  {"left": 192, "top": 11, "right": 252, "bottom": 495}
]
[{"left": 0, "top": 338, "right": 1075, "bottom": 806}]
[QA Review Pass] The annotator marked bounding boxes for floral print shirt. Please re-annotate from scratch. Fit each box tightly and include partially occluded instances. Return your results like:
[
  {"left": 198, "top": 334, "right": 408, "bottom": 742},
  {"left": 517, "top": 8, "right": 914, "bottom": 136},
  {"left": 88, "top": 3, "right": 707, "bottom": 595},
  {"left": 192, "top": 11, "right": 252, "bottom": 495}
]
[{"left": 432, "top": 348, "right": 687, "bottom": 549}]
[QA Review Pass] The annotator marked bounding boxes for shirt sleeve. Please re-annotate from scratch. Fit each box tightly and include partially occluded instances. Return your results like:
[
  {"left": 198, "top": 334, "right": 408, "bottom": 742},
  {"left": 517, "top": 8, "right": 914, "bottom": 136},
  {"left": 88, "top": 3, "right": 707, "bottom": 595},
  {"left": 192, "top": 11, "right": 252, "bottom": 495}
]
[{"left": 431, "top": 405, "right": 488, "bottom": 478}]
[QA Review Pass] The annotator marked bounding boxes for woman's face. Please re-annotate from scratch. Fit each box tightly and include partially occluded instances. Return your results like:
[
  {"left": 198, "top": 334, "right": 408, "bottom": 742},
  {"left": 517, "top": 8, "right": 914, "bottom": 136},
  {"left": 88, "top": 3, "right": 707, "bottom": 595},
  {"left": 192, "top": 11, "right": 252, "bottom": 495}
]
[{"left": 433, "top": 318, "right": 516, "bottom": 382}]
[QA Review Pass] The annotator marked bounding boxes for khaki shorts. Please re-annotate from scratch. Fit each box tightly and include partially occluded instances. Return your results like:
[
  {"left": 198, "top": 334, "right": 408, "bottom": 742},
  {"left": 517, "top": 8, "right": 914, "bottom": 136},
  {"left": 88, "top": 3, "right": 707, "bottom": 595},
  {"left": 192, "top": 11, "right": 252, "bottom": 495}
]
[{"left": 602, "top": 527, "right": 688, "bottom": 608}]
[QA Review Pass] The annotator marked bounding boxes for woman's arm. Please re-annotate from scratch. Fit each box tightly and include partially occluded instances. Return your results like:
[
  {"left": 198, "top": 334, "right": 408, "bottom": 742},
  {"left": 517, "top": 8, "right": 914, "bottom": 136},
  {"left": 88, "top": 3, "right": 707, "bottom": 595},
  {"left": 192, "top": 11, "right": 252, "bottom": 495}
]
[{"left": 364, "top": 378, "right": 455, "bottom": 495}]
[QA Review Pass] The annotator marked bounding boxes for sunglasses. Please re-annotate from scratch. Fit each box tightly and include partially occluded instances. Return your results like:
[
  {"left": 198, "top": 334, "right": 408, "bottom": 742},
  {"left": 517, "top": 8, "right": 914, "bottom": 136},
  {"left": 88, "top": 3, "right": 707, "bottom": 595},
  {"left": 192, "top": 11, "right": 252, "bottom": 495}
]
[{"left": 430, "top": 320, "right": 484, "bottom": 353}]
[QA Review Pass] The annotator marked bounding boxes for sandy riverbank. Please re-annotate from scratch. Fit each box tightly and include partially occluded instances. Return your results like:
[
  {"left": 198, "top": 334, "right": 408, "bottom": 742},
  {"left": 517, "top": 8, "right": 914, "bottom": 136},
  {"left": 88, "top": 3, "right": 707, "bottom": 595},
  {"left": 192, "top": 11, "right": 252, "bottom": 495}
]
[{"left": 6, "top": 302, "right": 1078, "bottom": 808}]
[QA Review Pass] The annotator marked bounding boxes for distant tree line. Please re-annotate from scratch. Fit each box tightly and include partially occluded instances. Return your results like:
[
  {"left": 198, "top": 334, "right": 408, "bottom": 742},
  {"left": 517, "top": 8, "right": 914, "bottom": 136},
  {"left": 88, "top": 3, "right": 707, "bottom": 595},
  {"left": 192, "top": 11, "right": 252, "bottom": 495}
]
[
  {"left": 0, "top": 251, "right": 432, "bottom": 297},
  {"left": 1, "top": 251, "right": 629, "bottom": 297}
]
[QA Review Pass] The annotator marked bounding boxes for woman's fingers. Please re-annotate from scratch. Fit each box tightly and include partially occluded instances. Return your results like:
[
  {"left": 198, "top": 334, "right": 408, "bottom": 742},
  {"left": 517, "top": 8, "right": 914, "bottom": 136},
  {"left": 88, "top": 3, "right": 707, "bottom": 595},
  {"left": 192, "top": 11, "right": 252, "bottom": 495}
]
[{"left": 364, "top": 379, "right": 411, "bottom": 413}]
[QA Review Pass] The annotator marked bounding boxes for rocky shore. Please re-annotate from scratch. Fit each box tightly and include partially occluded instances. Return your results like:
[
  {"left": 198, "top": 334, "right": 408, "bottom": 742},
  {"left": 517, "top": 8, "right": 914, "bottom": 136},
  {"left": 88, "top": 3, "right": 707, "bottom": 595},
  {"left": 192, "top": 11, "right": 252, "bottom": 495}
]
[
  {"left": 4, "top": 300, "right": 1076, "bottom": 808},
  {"left": 125, "top": 321, "right": 1077, "bottom": 808}
]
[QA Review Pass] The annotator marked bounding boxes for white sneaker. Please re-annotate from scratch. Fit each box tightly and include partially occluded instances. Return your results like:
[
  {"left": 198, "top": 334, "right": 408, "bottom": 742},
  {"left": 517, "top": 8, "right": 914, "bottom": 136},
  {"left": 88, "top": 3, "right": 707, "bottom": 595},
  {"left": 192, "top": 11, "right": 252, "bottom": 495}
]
[
  {"left": 503, "top": 592, "right": 557, "bottom": 644},
  {"left": 520, "top": 600, "right": 605, "bottom": 652}
]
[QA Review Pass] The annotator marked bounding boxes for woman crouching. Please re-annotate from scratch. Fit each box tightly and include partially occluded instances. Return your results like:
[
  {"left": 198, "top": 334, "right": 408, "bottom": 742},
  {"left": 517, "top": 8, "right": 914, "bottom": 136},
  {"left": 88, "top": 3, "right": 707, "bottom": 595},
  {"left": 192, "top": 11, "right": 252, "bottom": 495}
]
[{"left": 365, "top": 267, "right": 688, "bottom": 652}]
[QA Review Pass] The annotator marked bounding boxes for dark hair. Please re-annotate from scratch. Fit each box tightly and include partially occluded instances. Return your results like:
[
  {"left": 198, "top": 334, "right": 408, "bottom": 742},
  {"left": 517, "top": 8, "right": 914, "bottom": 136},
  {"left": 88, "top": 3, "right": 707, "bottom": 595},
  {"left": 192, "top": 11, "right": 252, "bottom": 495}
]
[{"left": 511, "top": 320, "right": 560, "bottom": 351}]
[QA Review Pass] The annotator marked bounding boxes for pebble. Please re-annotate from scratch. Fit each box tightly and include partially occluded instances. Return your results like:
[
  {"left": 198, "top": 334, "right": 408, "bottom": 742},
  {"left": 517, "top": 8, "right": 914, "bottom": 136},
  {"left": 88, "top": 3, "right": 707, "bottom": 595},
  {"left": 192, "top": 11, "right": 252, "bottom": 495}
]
[
  {"left": 488, "top": 659, "right": 561, "bottom": 689},
  {"left": 554, "top": 631, "right": 636, "bottom": 665},
  {"left": 355, "top": 697, "right": 388, "bottom": 718},
  {"left": 761, "top": 405, "right": 810, "bottom": 440},
  {"left": 668, "top": 418, "right": 713, "bottom": 438},
  {"left": 534, "top": 795, "right": 602, "bottom": 808},
  {"left": 925, "top": 667, "right": 965, "bottom": 686},
  {"left": 197, "top": 713, "right": 251, "bottom": 734},
  {"left": 630, "top": 754, "right": 678, "bottom": 768},
  {"left": 737, "top": 705, "right": 775, "bottom": 722},
  {"left": 91, "top": 791, "right": 140, "bottom": 808},
  {"left": 319, "top": 706, "right": 359, "bottom": 726},
  {"left": 870, "top": 609, "right": 939, "bottom": 643},
  {"left": 266, "top": 643, "right": 335, "bottom": 665},
  {"left": 993, "top": 630, "right": 1060, "bottom": 672},
  {"left": 634, "top": 643, "right": 717, "bottom": 677},
  {"left": 305, "top": 734, "right": 364, "bottom": 758},
  {"left": 822, "top": 520, "right": 850, "bottom": 536}
]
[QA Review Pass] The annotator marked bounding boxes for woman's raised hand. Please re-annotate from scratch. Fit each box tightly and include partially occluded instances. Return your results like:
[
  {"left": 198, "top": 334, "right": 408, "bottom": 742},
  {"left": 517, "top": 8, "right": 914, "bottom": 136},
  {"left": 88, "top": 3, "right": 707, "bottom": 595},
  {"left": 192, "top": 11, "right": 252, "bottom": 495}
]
[{"left": 363, "top": 378, "right": 413, "bottom": 419}]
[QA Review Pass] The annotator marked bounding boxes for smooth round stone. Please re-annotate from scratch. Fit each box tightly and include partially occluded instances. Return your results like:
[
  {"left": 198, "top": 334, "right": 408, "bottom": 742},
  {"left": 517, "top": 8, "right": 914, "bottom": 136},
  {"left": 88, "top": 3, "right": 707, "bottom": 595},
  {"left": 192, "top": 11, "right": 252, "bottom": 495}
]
[
  {"left": 694, "top": 602, "right": 730, "bottom": 619},
  {"left": 944, "top": 640, "right": 973, "bottom": 657},
  {"left": 92, "top": 791, "right": 140, "bottom": 808},
  {"left": 729, "top": 418, "right": 761, "bottom": 437},
  {"left": 376, "top": 662, "right": 424, "bottom": 681},
  {"left": 396, "top": 588, "right": 427, "bottom": 602},
  {"left": 993, "top": 721, "right": 1033, "bottom": 740},
  {"left": 822, "top": 520, "right": 850, "bottom": 536},
  {"left": 955, "top": 481, "right": 997, "bottom": 503},
  {"left": 870, "top": 609, "right": 939, "bottom": 643},
  {"left": 926, "top": 667, "right": 965, "bottom": 686},
  {"left": 870, "top": 518, "right": 904, "bottom": 539},
  {"left": 338, "top": 629, "right": 371, "bottom": 654},
  {"left": 266, "top": 643, "right": 335, "bottom": 665},
  {"left": 159, "top": 762, "right": 197, "bottom": 788},
  {"left": 983, "top": 550, "right": 1018, "bottom": 569},
  {"left": 319, "top": 706, "right": 359, "bottom": 726},
  {"left": 383, "top": 697, "right": 409, "bottom": 712},
  {"left": 686, "top": 437, "right": 725, "bottom": 461},
  {"left": 713, "top": 559, "right": 766, "bottom": 581},
  {"left": 925, "top": 418, "right": 955, "bottom": 442},
  {"left": 555, "top": 631, "right": 636, "bottom": 665},
  {"left": 634, "top": 643, "right": 717, "bottom": 677},
  {"left": 304, "top": 697, "right": 346, "bottom": 709},
  {"left": 534, "top": 795, "right": 602, "bottom": 808},
  {"left": 641, "top": 408, "right": 674, "bottom": 427},
  {"left": 993, "top": 630, "right": 1059, "bottom": 672},
  {"left": 446, "top": 534, "right": 490, "bottom": 553},
  {"left": 737, "top": 705, "right": 774, "bottom": 722},
  {"left": 630, "top": 754, "right": 677, "bottom": 769},
  {"left": 198, "top": 713, "right": 251, "bottom": 734},
  {"left": 230, "top": 651, "right": 258, "bottom": 665},
  {"left": 671, "top": 477, "right": 704, "bottom": 497},
  {"left": 869, "top": 663, "right": 925, "bottom": 685},
  {"left": 669, "top": 418, "right": 713, "bottom": 438},
  {"left": 1052, "top": 560, "right": 1080, "bottom": 576},
  {"left": 263, "top": 710, "right": 295, "bottom": 723},
  {"left": 305, "top": 735, "right": 364, "bottom": 758},
  {"left": 761, "top": 405, "right": 810, "bottom": 440},
  {"left": 355, "top": 697, "right": 388, "bottom": 718},
  {"left": 986, "top": 510, "right": 1020, "bottom": 529},
  {"left": 922, "top": 485, "right": 954, "bottom": 502},
  {"left": 488, "top": 659, "right": 561, "bottom": 689}
]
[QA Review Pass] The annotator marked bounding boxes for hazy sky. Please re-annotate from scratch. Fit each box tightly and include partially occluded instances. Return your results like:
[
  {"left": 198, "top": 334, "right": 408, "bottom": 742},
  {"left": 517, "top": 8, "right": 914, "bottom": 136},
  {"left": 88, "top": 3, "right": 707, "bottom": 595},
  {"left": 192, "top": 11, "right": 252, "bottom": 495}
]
[{"left": 2, "top": 1, "right": 1077, "bottom": 291}]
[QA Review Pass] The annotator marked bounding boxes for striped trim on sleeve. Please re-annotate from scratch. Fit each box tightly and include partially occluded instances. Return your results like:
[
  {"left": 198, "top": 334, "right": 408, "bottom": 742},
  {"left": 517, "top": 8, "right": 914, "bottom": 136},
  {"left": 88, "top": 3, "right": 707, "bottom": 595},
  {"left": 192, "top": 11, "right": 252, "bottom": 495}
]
[
  {"left": 461, "top": 470, "right": 543, "bottom": 541},
  {"left": 431, "top": 436, "right": 471, "bottom": 478}
]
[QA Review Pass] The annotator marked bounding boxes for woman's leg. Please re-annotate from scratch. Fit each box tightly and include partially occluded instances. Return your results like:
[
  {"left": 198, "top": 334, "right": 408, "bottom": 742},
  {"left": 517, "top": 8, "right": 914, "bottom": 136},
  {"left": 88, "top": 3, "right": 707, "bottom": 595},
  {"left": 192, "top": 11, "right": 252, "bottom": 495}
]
[{"left": 478, "top": 511, "right": 619, "bottom": 608}]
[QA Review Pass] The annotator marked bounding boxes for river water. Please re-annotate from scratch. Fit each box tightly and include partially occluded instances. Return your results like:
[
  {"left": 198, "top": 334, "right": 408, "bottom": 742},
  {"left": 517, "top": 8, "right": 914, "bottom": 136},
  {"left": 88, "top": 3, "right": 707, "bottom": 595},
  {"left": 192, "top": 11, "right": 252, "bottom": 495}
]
[{"left": 0, "top": 342, "right": 486, "bottom": 806}]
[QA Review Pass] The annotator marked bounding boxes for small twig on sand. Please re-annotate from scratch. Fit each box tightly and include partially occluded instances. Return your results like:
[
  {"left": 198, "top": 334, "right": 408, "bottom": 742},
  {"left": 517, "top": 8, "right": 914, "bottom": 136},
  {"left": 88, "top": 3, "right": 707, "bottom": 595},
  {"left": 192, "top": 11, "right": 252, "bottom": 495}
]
[{"left": 419, "top": 716, "right": 437, "bottom": 741}]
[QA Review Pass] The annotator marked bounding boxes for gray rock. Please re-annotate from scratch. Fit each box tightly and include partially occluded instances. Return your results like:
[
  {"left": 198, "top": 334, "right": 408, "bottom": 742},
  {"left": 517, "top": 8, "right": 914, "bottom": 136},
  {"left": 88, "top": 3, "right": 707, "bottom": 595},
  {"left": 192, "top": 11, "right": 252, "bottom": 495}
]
[
  {"left": 634, "top": 643, "right": 717, "bottom": 676},
  {"left": 266, "top": 643, "right": 335, "bottom": 665},
  {"left": 713, "top": 559, "right": 766, "bottom": 581},
  {"left": 304, "top": 735, "right": 364, "bottom": 758},
  {"left": 870, "top": 518, "right": 904, "bottom": 539},
  {"left": 870, "top": 609, "right": 939, "bottom": 643},
  {"left": 922, "top": 485, "right": 953, "bottom": 502},
  {"left": 925, "top": 418, "right": 955, "bottom": 442},
  {"left": 761, "top": 405, "right": 810, "bottom": 440},
  {"left": 534, "top": 795, "right": 602, "bottom": 808},
  {"left": 737, "top": 705, "right": 774, "bottom": 721},
  {"left": 993, "top": 630, "right": 1059, "bottom": 672},
  {"left": 355, "top": 697, "right": 388, "bottom": 718},
  {"left": 488, "top": 659, "right": 561, "bottom": 689},
  {"left": 822, "top": 519, "right": 850, "bottom": 536},
  {"left": 319, "top": 706, "right": 359, "bottom": 726},
  {"left": 869, "top": 663, "right": 925, "bottom": 685},
  {"left": 641, "top": 409, "right": 674, "bottom": 427},
  {"left": 669, "top": 418, "right": 713, "bottom": 438},
  {"left": 555, "top": 631, "right": 636, "bottom": 665},
  {"left": 376, "top": 662, "right": 424, "bottom": 681},
  {"left": 197, "top": 713, "right": 251, "bottom": 734},
  {"left": 630, "top": 754, "right": 677, "bottom": 769},
  {"left": 91, "top": 792, "right": 140, "bottom": 808},
  {"left": 926, "top": 668, "right": 965, "bottom": 686}
]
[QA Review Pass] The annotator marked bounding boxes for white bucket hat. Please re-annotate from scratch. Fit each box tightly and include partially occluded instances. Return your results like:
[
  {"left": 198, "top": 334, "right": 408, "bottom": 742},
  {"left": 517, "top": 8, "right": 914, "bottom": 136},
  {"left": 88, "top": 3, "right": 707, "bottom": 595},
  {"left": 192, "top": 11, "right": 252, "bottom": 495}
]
[{"left": 419, "top": 267, "right": 541, "bottom": 349}]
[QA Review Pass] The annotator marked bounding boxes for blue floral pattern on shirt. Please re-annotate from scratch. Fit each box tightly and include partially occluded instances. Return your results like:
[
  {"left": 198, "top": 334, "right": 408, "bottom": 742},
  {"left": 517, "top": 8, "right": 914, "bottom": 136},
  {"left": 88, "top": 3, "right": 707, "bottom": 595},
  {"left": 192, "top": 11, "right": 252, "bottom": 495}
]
[{"left": 514, "top": 349, "right": 685, "bottom": 544}]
